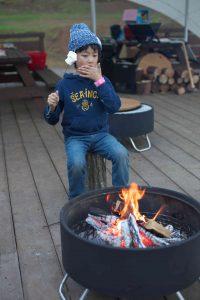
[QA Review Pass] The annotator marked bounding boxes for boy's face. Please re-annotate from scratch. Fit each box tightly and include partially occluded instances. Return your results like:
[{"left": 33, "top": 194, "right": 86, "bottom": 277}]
[{"left": 76, "top": 46, "right": 98, "bottom": 68}]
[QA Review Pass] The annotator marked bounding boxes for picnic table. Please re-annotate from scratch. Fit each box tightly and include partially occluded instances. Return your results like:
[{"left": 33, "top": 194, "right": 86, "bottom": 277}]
[
  {"left": 0, "top": 32, "right": 61, "bottom": 101},
  {"left": 0, "top": 45, "right": 48, "bottom": 100}
]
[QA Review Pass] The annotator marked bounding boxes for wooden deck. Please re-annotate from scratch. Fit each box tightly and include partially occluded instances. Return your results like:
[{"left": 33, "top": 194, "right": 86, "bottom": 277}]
[{"left": 0, "top": 92, "right": 200, "bottom": 300}]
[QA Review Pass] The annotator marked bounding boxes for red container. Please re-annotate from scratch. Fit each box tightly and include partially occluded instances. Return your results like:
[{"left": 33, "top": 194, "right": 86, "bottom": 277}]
[{"left": 27, "top": 51, "right": 47, "bottom": 71}]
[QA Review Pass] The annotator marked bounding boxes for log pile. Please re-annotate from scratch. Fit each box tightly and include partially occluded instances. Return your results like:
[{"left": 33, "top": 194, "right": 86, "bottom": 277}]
[{"left": 135, "top": 66, "right": 200, "bottom": 95}]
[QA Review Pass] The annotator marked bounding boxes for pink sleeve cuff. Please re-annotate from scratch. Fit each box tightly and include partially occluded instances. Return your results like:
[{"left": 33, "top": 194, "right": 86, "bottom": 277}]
[{"left": 94, "top": 76, "right": 105, "bottom": 87}]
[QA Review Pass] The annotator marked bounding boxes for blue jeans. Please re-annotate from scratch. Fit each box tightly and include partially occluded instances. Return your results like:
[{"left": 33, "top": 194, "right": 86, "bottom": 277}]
[{"left": 64, "top": 132, "right": 129, "bottom": 199}]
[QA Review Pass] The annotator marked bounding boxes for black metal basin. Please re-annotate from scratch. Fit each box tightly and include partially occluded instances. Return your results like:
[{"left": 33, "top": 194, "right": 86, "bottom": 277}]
[{"left": 60, "top": 187, "right": 200, "bottom": 299}]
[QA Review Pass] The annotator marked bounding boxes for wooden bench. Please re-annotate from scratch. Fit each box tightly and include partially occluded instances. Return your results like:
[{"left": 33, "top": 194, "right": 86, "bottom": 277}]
[{"left": 33, "top": 68, "right": 61, "bottom": 90}]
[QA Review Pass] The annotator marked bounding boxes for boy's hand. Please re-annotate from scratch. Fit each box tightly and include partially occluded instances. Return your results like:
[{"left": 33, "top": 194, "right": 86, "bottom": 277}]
[
  {"left": 47, "top": 91, "right": 59, "bottom": 111},
  {"left": 78, "top": 63, "right": 102, "bottom": 81}
]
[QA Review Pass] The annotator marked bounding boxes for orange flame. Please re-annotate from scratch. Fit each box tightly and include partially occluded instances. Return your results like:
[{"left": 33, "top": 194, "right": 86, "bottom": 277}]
[
  {"left": 118, "top": 183, "right": 146, "bottom": 221},
  {"left": 152, "top": 205, "right": 166, "bottom": 221},
  {"left": 105, "top": 194, "right": 111, "bottom": 202},
  {"left": 102, "top": 183, "right": 168, "bottom": 248}
]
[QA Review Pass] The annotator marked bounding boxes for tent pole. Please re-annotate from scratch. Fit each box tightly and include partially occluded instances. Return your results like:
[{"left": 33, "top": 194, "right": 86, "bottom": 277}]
[
  {"left": 90, "top": 0, "right": 96, "bottom": 34},
  {"left": 184, "top": 0, "right": 189, "bottom": 42}
]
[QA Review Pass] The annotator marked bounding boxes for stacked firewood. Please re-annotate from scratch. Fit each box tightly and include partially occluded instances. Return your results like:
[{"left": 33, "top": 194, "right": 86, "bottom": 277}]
[{"left": 135, "top": 66, "right": 200, "bottom": 95}]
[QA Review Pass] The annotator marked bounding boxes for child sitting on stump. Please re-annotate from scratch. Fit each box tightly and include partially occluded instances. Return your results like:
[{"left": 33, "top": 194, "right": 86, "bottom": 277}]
[{"left": 44, "top": 23, "right": 129, "bottom": 199}]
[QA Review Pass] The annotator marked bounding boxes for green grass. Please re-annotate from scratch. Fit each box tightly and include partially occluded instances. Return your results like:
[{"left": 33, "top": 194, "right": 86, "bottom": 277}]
[
  {"left": 0, "top": 12, "right": 89, "bottom": 33},
  {"left": 0, "top": 9, "right": 123, "bottom": 34},
  {"left": 0, "top": 0, "right": 122, "bottom": 35}
]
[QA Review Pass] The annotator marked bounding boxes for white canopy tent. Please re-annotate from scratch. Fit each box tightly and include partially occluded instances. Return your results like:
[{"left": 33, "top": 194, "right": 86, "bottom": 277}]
[
  {"left": 129, "top": 0, "right": 200, "bottom": 41},
  {"left": 90, "top": 0, "right": 200, "bottom": 41}
]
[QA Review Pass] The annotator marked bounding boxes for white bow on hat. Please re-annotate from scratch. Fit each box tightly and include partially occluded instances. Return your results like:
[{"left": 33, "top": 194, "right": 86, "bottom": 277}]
[{"left": 65, "top": 51, "right": 77, "bottom": 65}]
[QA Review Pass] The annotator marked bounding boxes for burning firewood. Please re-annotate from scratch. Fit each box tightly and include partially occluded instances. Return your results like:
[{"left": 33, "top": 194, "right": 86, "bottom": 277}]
[
  {"left": 139, "top": 226, "right": 170, "bottom": 246},
  {"left": 88, "top": 213, "right": 118, "bottom": 225},
  {"left": 112, "top": 199, "right": 126, "bottom": 216},
  {"left": 86, "top": 214, "right": 107, "bottom": 230},
  {"left": 121, "top": 219, "right": 132, "bottom": 248},
  {"left": 83, "top": 183, "right": 186, "bottom": 249},
  {"left": 139, "top": 230, "right": 156, "bottom": 247},
  {"left": 97, "top": 230, "right": 122, "bottom": 247},
  {"left": 85, "top": 212, "right": 185, "bottom": 248},
  {"left": 128, "top": 214, "right": 145, "bottom": 248},
  {"left": 143, "top": 218, "right": 171, "bottom": 238}
]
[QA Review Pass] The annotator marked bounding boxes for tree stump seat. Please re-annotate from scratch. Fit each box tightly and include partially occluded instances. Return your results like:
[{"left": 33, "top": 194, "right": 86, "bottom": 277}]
[{"left": 86, "top": 152, "right": 107, "bottom": 190}]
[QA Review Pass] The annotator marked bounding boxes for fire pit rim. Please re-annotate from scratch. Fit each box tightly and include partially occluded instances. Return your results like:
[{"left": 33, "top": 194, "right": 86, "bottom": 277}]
[{"left": 61, "top": 186, "right": 200, "bottom": 252}]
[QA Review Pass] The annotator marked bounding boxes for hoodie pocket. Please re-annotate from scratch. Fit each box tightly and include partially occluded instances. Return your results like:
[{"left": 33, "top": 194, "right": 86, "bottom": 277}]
[{"left": 70, "top": 116, "right": 105, "bottom": 133}]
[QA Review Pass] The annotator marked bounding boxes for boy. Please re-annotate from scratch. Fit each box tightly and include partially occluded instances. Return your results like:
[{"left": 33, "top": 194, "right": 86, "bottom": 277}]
[{"left": 44, "top": 23, "right": 129, "bottom": 199}]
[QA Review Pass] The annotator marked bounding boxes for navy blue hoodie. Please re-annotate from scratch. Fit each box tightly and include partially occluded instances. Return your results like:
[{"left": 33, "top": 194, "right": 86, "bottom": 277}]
[{"left": 44, "top": 73, "right": 121, "bottom": 137}]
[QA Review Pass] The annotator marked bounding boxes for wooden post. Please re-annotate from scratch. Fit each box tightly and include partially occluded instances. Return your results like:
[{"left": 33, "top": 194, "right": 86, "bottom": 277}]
[
  {"left": 86, "top": 152, "right": 107, "bottom": 190},
  {"left": 181, "top": 42, "right": 195, "bottom": 89}
]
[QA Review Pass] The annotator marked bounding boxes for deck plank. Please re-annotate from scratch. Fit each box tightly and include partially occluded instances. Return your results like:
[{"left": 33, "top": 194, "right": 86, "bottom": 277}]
[
  {"left": 125, "top": 145, "right": 183, "bottom": 192},
  {"left": 150, "top": 131, "right": 200, "bottom": 180},
  {"left": 140, "top": 144, "right": 200, "bottom": 199},
  {"left": 0, "top": 99, "right": 63, "bottom": 300},
  {"left": 0, "top": 107, "right": 23, "bottom": 300},
  {"left": 12, "top": 99, "right": 66, "bottom": 225},
  {"left": 132, "top": 94, "right": 200, "bottom": 146},
  {"left": 158, "top": 93, "right": 200, "bottom": 116},
  {"left": 154, "top": 122, "right": 200, "bottom": 161},
  {"left": 152, "top": 93, "right": 200, "bottom": 121},
  {"left": 140, "top": 96, "right": 200, "bottom": 142},
  {"left": 148, "top": 95, "right": 200, "bottom": 130},
  {"left": 26, "top": 99, "right": 68, "bottom": 192}
]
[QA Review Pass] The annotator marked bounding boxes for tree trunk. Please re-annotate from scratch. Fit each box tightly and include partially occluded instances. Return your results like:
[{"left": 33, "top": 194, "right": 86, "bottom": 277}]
[
  {"left": 158, "top": 74, "right": 168, "bottom": 84},
  {"left": 168, "top": 77, "right": 175, "bottom": 85},
  {"left": 162, "top": 68, "right": 175, "bottom": 78},
  {"left": 86, "top": 152, "right": 107, "bottom": 190},
  {"left": 136, "top": 80, "right": 151, "bottom": 95},
  {"left": 175, "top": 86, "right": 186, "bottom": 95},
  {"left": 160, "top": 84, "right": 170, "bottom": 93}
]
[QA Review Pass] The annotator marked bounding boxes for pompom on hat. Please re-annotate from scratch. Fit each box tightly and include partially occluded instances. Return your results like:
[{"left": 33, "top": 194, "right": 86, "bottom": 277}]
[{"left": 65, "top": 23, "right": 102, "bottom": 65}]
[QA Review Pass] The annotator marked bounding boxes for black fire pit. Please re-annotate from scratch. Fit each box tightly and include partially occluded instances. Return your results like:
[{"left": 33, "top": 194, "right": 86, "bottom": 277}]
[{"left": 60, "top": 186, "right": 200, "bottom": 299}]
